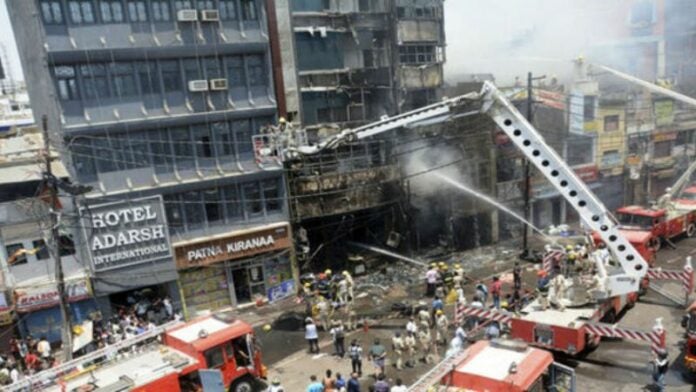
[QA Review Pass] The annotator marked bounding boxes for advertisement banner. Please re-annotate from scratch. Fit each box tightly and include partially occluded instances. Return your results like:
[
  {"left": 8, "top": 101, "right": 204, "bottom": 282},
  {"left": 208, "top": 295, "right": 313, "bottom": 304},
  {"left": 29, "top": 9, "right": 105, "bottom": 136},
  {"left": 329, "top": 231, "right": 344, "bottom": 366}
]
[
  {"left": 82, "top": 196, "right": 172, "bottom": 272},
  {"left": 15, "top": 278, "right": 91, "bottom": 312},
  {"left": 267, "top": 280, "right": 296, "bottom": 303}
]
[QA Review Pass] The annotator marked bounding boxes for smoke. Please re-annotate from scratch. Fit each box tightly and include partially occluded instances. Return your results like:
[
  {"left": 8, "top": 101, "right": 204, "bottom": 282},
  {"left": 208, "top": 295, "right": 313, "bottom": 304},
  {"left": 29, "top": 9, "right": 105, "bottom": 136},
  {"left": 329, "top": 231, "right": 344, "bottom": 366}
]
[{"left": 444, "top": 0, "right": 627, "bottom": 84}]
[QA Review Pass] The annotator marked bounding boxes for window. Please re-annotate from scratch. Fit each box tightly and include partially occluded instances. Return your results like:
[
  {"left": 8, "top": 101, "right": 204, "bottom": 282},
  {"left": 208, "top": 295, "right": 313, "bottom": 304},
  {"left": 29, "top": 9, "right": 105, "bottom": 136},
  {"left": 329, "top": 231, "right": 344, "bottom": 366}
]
[
  {"left": 240, "top": 0, "right": 257, "bottom": 20},
  {"left": 164, "top": 195, "right": 184, "bottom": 233},
  {"left": 127, "top": 0, "right": 148, "bottom": 21},
  {"left": 219, "top": 0, "right": 236, "bottom": 20},
  {"left": 604, "top": 115, "right": 620, "bottom": 132},
  {"left": 136, "top": 62, "right": 161, "bottom": 95},
  {"left": 247, "top": 55, "right": 266, "bottom": 87},
  {"left": 213, "top": 122, "right": 235, "bottom": 157},
  {"left": 32, "top": 240, "right": 51, "bottom": 260},
  {"left": 100, "top": 0, "right": 124, "bottom": 22},
  {"left": 193, "top": 126, "right": 213, "bottom": 158},
  {"left": 92, "top": 137, "right": 117, "bottom": 173},
  {"left": 148, "top": 129, "right": 174, "bottom": 173},
  {"left": 396, "top": 6, "right": 405, "bottom": 17},
  {"left": 243, "top": 182, "right": 262, "bottom": 216},
  {"left": 151, "top": 0, "right": 171, "bottom": 21},
  {"left": 111, "top": 62, "right": 137, "bottom": 97},
  {"left": 204, "top": 346, "right": 225, "bottom": 368},
  {"left": 173, "top": 0, "right": 193, "bottom": 11},
  {"left": 583, "top": 96, "right": 595, "bottom": 120},
  {"left": 196, "top": 0, "right": 214, "bottom": 10},
  {"left": 183, "top": 59, "right": 201, "bottom": 81},
  {"left": 171, "top": 127, "right": 195, "bottom": 169},
  {"left": 631, "top": 0, "right": 654, "bottom": 26},
  {"left": 398, "top": 45, "right": 436, "bottom": 64},
  {"left": 566, "top": 135, "right": 594, "bottom": 166},
  {"left": 223, "top": 184, "right": 242, "bottom": 219},
  {"left": 161, "top": 60, "right": 182, "bottom": 92},
  {"left": 68, "top": 0, "right": 95, "bottom": 24},
  {"left": 204, "top": 58, "right": 222, "bottom": 79},
  {"left": 262, "top": 179, "right": 281, "bottom": 212},
  {"left": 59, "top": 236, "right": 76, "bottom": 256},
  {"left": 81, "top": 64, "right": 110, "bottom": 100},
  {"left": 54, "top": 66, "right": 79, "bottom": 101},
  {"left": 6, "top": 243, "right": 27, "bottom": 265},
  {"left": 653, "top": 140, "right": 672, "bottom": 158},
  {"left": 70, "top": 138, "right": 97, "bottom": 181},
  {"left": 204, "top": 189, "right": 222, "bottom": 224},
  {"left": 183, "top": 191, "right": 204, "bottom": 229},
  {"left": 225, "top": 56, "right": 245, "bottom": 87},
  {"left": 41, "top": 0, "right": 64, "bottom": 24},
  {"left": 129, "top": 131, "right": 151, "bottom": 168},
  {"left": 234, "top": 120, "right": 252, "bottom": 153}
]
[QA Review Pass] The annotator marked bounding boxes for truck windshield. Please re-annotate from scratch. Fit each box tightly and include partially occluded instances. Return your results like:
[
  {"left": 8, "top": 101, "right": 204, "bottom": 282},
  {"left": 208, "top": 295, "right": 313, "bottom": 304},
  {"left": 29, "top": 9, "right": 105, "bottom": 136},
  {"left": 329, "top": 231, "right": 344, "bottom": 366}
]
[
  {"left": 681, "top": 192, "right": 696, "bottom": 201},
  {"left": 616, "top": 213, "right": 654, "bottom": 228}
]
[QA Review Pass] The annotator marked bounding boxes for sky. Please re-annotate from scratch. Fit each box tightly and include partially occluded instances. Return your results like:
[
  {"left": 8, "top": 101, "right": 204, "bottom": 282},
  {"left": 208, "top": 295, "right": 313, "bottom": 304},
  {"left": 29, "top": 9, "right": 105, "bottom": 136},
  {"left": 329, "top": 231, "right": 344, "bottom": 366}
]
[{"left": 0, "top": 1, "right": 621, "bottom": 84}]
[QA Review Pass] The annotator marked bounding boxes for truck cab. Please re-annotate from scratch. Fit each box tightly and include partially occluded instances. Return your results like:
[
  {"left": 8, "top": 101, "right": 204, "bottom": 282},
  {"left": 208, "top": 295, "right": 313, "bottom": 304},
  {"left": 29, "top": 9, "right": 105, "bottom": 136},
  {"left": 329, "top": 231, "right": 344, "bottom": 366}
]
[
  {"left": 676, "top": 185, "right": 696, "bottom": 210},
  {"left": 165, "top": 312, "right": 266, "bottom": 392},
  {"left": 439, "top": 340, "right": 575, "bottom": 392},
  {"left": 685, "top": 301, "right": 696, "bottom": 373},
  {"left": 591, "top": 229, "right": 657, "bottom": 266},
  {"left": 615, "top": 205, "right": 667, "bottom": 238}
]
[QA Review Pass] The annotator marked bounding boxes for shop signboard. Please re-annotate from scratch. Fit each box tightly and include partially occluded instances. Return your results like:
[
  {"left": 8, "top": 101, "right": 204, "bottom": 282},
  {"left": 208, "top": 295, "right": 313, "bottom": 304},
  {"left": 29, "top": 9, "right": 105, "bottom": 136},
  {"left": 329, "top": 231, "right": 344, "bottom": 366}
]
[
  {"left": 82, "top": 196, "right": 172, "bottom": 272},
  {"left": 15, "top": 278, "right": 91, "bottom": 312},
  {"left": 654, "top": 100, "right": 674, "bottom": 126},
  {"left": 267, "top": 280, "right": 296, "bottom": 303},
  {"left": 175, "top": 223, "right": 291, "bottom": 269}
]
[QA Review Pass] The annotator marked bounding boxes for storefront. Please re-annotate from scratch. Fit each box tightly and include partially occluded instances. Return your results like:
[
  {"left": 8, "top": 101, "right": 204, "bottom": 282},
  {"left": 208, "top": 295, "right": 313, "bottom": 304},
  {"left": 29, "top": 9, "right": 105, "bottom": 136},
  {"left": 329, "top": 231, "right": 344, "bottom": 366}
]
[
  {"left": 174, "top": 222, "right": 295, "bottom": 317},
  {"left": 13, "top": 274, "right": 98, "bottom": 343},
  {"left": 82, "top": 196, "right": 180, "bottom": 319}
]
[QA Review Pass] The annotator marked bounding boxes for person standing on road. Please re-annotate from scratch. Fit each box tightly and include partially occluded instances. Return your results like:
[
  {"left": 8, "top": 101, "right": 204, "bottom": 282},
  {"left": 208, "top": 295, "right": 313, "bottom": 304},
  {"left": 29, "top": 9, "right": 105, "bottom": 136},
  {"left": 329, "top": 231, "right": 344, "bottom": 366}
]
[
  {"left": 475, "top": 281, "right": 488, "bottom": 306},
  {"left": 406, "top": 316, "right": 418, "bottom": 335},
  {"left": 307, "top": 375, "right": 324, "bottom": 392},
  {"left": 390, "top": 378, "right": 407, "bottom": 392},
  {"left": 347, "top": 373, "right": 360, "bottom": 392},
  {"left": 425, "top": 264, "right": 439, "bottom": 297},
  {"left": 348, "top": 340, "right": 363, "bottom": 376},
  {"left": 431, "top": 297, "right": 444, "bottom": 324},
  {"left": 652, "top": 348, "right": 669, "bottom": 392},
  {"left": 435, "top": 310, "right": 449, "bottom": 346},
  {"left": 404, "top": 331, "right": 417, "bottom": 368},
  {"left": 490, "top": 276, "right": 502, "bottom": 309},
  {"left": 266, "top": 377, "right": 285, "bottom": 392},
  {"left": 372, "top": 374, "right": 390, "bottom": 392},
  {"left": 391, "top": 332, "right": 405, "bottom": 370},
  {"left": 323, "top": 369, "right": 336, "bottom": 392},
  {"left": 369, "top": 339, "right": 387, "bottom": 376},
  {"left": 334, "top": 373, "right": 346, "bottom": 392},
  {"left": 305, "top": 318, "right": 320, "bottom": 354},
  {"left": 330, "top": 321, "right": 346, "bottom": 358},
  {"left": 513, "top": 261, "right": 522, "bottom": 291}
]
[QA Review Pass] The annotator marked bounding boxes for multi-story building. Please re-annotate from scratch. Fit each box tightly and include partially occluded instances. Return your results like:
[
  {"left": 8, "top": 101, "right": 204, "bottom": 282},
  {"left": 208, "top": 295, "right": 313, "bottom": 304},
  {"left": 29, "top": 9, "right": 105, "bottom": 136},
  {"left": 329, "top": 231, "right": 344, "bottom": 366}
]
[
  {"left": 9, "top": 0, "right": 296, "bottom": 320},
  {"left": 279, "top": 0, "right": 445, "bottom": 268}
]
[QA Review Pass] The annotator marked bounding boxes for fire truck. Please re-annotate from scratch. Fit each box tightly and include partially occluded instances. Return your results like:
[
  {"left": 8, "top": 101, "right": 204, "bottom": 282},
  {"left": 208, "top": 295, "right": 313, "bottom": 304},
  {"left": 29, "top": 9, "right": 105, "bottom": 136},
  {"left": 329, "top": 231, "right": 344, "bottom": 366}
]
[
  {"left": 407, "top": 339, "right": 575, "bottom": 392},
  {"left": 7, "top": 313, "right": 267, "bottom": 392},
  {"left": 684, "top": 300, "right": 696, "bottom": 373},
  {"left": 676, "top": 185, "right": 696, "bottom": 209}
]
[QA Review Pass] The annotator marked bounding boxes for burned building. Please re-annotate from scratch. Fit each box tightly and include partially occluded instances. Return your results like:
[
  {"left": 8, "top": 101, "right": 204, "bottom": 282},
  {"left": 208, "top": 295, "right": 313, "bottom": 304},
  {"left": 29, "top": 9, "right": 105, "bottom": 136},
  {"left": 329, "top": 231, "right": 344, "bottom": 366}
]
[{"left": 282, "top": 0, "right": 446, "bottom": 268}]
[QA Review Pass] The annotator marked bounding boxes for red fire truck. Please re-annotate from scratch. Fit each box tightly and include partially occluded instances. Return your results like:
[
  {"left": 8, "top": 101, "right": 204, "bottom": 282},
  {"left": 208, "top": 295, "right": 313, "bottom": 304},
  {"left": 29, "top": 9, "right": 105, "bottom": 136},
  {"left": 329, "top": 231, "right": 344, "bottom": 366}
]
[
  {"left": 408, "top": 339, "right": 575, "bottom": 392},
  {"left": 676, "top": 185, "right": 696, "bottom": 210},
  {"left": 8, "top": 312, "right": 267, "bottom": 392},
  {"left": 684, "top": 300, "right": 696, "bottom": 374},
  {"left": 615, "top": 205, "right": 696, "bottom": 251}
]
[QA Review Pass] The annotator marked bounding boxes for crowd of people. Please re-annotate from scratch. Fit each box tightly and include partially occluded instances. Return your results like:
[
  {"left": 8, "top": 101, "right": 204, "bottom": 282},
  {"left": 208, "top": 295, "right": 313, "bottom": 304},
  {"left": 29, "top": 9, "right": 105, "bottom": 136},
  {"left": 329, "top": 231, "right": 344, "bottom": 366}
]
[{"left": 0, "top": 292, "right": 177, "bottom": 386}]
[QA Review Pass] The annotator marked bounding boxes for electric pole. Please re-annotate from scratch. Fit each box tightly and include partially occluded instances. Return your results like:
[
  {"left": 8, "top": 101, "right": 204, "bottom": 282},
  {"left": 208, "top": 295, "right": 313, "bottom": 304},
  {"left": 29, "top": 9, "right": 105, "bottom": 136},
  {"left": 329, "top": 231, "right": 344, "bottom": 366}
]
[{"left": 41, "top": 115, "right": 72, "bottom": 361}]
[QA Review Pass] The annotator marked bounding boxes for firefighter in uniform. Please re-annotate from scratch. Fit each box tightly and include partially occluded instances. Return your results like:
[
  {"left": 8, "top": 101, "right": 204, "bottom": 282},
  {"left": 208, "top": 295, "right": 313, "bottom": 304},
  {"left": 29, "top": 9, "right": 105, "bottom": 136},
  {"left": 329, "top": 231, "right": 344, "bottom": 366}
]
[
  {"left": 417, "top": 327, "right": 434, "bottom": 364},
  {"left": 391, "top": 332, "right": 406, "bottom": 370},
  {"left": 342, "top": 270, "right": 354, "bottom": 303},
  {"left": 404, "top": 331, "right": 417, "bottom": 368},
  {"left": 316, "top": 296, "right": 331, "bottom": 331},
  {"left": 435, "top": 310, "right": 449, "bottom": 346},
  {"left": 536, "top": 270, "right": 550, "bottom": 310}
]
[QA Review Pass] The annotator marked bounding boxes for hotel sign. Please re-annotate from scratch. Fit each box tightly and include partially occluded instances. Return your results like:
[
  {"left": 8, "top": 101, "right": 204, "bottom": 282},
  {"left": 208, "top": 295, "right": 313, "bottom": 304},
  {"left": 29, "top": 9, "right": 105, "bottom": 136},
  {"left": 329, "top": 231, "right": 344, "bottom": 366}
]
[
  {"left": 83, "top": 196, "right": 172, "bottom": 272},
  {"left": 175, "top": 224, "right": 291, "bottom": 269}
]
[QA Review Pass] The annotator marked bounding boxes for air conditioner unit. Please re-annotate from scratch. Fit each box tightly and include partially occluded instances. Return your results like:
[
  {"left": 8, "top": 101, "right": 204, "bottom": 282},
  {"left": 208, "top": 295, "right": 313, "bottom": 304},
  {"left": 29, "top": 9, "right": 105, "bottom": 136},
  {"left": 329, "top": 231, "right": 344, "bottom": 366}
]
[
  {"left": 188, "top": 80, "right": 209, "bottom": 92},
  {"left": 209, "top": 78, "right": 228, "bottom": 91},
  {"left": 177, "top": 9, "right": 198, "bottom": 22},
  {"left": 201, "top": 10, "right": 220, "bottom": 21}
]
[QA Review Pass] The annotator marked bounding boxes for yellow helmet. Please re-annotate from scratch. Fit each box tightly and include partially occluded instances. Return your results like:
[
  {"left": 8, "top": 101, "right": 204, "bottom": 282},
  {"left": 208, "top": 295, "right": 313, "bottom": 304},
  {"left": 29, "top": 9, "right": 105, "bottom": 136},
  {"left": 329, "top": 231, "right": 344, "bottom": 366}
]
[
  {"left": 342, "top": 270, "right": 349, "bottom": 276},
  {"left": 279, "top": 117, "right": 287, "bottom": 123},
  {"left": 325, "top": 269, "right": 332, "bottom": 275},
  {"left": 442, "top": 265, "right": 448, "bottom": 270},
  {"left": 430, "top": 263, "right": 437, "bottom": 268},
  {"left": 565, "top": 245, "right": 573, "bottom": 251},
  {"left": 262, "top": 324, "right": 272, "bottom": 332},
  {"left": 501, "top": 301, "right": 509, "bottom": 308},
  {"left": 436, "top": 310, "right": 443, "bottom": 315},
  {"left": 568, "top": 254, "right": 576, "bottom": 260},
  {"left": 304, "top": 282, "right": 311, "bottom": 288},
  {"left": 454, "top": 264, "right": 461, "bottom": 269}
]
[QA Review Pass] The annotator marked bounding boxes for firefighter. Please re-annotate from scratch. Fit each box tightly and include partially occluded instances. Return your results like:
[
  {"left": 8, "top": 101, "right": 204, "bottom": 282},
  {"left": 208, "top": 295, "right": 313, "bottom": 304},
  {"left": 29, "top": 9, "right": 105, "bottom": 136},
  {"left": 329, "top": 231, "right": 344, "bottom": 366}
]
[
  {"left": 342, "top": 270, "right": 354, "bottom": 302},
  {"left": 417, "top": 327, "right": 433, "bottom": 364},
  {"left": 337, "top": 276, "right": 349, "bottom": 305},
  {"left": 404, "top": 331, "right": 417, "bottom": 368},
  {"left": 536, "top": 270, "right": 550, "bottom": 311},
  {"left": 391, "top": 332, "right": 406, "bottom": 370},
  {"left": 441, "top": 265, "right": 454, "bottom": 291},
  {"left": 316, "top": 296, "right": 331, "bottom": 331},
  {"left": 417, "top": 306, "right": 431, "bottom": 330},
  {"left": 551, "top": 268, "right": 568, "bottom": 311},
  {"left": 316, "top": 272, "right": 330, "bottom": 299},
  {"left": 266, "top": 377, "right": 285, "bottom": 392},
  {"left": 435, "top": 310, "right": 449, "bottom": 346}
]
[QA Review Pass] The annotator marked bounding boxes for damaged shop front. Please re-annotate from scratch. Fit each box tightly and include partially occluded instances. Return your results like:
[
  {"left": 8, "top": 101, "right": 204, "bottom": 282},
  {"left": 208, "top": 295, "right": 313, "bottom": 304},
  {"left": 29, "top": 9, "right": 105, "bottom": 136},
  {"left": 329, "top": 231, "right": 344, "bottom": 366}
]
[
  {"left": 174, "top": 223, "right": 295, "bottom": 316},
  {"left": 83, "top": 196, "right": 181, "bottom": 319}
]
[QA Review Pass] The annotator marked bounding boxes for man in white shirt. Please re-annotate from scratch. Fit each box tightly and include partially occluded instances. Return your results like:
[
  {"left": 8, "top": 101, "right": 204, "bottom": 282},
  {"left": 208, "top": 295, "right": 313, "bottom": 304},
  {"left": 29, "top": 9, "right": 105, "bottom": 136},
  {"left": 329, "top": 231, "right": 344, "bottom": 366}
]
[
  {"left": 36, "top": 337, "right": 51, "bottom": 359},
  {"left": 405, "top": 317, "right": 418, "bottom": 335},
  {"left": 390, "top": 378, "right": 408, "bottom": 392}
]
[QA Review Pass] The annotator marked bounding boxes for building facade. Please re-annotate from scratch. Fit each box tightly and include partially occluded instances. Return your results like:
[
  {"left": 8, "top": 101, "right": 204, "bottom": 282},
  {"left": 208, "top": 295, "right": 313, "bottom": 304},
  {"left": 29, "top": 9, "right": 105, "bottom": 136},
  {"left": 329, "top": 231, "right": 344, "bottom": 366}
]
[{"left": 9, "top": 0, "right": 296, "bottom": 319}]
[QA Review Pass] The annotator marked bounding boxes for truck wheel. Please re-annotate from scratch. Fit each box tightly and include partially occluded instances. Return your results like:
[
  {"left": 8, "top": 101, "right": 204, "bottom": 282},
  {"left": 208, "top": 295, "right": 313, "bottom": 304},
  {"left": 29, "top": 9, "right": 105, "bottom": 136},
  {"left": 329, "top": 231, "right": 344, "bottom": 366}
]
[
  {"left": 229, "top": 378, "right": 255, "bottom": 392},
  {"left": 650, "top": 237, "right": 662, "bottom": 252},
  {"left": 687, "top": 223, "right": 696, "bottom": 238}
]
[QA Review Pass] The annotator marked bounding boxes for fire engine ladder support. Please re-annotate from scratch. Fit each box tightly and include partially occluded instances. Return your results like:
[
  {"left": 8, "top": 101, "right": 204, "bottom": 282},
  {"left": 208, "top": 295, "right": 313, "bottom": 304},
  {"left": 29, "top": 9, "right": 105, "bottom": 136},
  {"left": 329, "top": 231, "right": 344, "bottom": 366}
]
[
  {"left": 584, "top": 318, "right": 666, "bottom": 356},
  {"left": 480, "top": 81, "right": 648, "bottom": 296},
  {"left": 647, "top": 256, "right": 694, "bottom": 307},
  {"left": 668, "top": 159, "right": 696, "bottom": 198},
  {"left": 407, "top": 350, "right": 470, "bottom": 392},
  {"left": 6, "top": 320, "right": 182, "bottom": 392}
]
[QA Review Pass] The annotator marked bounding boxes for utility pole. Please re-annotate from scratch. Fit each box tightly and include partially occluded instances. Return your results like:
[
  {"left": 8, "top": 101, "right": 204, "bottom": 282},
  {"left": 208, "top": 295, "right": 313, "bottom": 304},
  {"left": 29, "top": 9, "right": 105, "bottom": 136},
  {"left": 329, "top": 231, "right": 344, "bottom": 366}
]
[{"left": 41, "top": 115, "right": 72, "bottom": 361}]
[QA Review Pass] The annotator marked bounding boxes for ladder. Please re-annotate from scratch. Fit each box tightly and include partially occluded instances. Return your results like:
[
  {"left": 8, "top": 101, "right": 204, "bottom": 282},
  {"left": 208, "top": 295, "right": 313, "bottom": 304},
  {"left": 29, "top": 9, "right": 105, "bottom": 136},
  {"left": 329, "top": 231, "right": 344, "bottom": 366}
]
[
  {"left": 5, "top": 319, "right": 181, "bottom": 392},
  {"left": 407, "top": 350, "right": 469, "bottom": 392}
]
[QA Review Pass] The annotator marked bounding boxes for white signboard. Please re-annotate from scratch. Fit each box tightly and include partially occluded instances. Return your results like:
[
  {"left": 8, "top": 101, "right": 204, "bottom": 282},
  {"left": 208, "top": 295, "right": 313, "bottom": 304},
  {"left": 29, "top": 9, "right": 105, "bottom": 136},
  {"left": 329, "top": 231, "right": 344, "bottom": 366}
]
[
  {"left": 83, "top": 196, "right": 172, "bottom": 272},
  {"left": 15, "top": 279, "right": 91, "bottom": 312}
]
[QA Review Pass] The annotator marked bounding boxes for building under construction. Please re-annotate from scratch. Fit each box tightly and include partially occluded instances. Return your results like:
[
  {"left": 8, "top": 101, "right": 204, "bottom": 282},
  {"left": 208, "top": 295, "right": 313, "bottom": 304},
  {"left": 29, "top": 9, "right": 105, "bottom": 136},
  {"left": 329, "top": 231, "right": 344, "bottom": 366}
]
[{"left": 285, "top": 0, "right": 446, "bottom": 268}]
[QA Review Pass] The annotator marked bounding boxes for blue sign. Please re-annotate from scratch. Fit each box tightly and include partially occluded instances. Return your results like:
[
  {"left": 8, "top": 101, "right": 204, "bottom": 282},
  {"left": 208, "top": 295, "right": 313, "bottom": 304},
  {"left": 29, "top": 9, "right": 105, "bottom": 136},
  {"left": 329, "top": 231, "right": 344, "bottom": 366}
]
[
  {"left": 267, "top": 280, "right": 295, "bottom": 303},
  {"left": 200, "top": 369, "right": 225, "bottom": 392}
]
